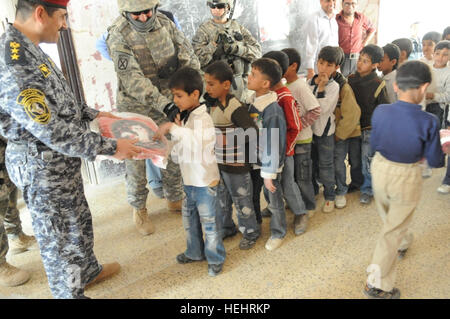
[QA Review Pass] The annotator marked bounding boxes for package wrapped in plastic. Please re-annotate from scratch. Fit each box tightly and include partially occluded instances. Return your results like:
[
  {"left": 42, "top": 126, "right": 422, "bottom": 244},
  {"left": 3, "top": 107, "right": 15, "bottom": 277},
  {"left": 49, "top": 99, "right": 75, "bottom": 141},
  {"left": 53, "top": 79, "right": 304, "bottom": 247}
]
[
  {"left": 95, "top": 112, "right": 170, "bottom": 168},
  {"left": 440, "top": 129, "right": 450, "bottom": 155}
]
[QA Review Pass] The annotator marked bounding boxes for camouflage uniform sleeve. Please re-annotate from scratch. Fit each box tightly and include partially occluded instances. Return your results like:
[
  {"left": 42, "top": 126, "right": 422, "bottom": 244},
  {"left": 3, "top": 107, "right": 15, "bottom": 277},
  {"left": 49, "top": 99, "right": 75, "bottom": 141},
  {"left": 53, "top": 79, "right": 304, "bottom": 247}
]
[
  {"left": 192, "top": 24, "right": 217, "bottom": 68},
  {"left": 2, "top": 63, "right": 117, "bottom": 160},
  {"left": 106, "top": 29, "right": 171, "bottom": 113},
  {"left": 237, "top": 24, "right": 262, "bottom": 63},
  {"left": 168, "top": 23, "right": 201, "bottom": 71},
  {"left": 81, "top": 101, "right": 100, "bottom": 121}
]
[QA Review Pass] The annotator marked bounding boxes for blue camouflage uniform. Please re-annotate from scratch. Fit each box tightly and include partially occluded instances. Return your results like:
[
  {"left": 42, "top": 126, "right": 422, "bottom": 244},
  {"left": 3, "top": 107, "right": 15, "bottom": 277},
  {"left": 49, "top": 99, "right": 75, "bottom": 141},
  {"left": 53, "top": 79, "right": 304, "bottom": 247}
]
[{"left": 0, "top": 24, "right": 117, "bottom": 299}]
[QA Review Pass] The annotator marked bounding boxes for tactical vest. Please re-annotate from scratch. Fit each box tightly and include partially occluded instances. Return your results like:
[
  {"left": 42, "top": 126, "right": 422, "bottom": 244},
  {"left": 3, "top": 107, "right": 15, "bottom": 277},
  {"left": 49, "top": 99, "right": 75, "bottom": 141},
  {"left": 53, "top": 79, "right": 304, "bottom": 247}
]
[{"left": 117, "top": 13, "right": 178, "bottom": 98}]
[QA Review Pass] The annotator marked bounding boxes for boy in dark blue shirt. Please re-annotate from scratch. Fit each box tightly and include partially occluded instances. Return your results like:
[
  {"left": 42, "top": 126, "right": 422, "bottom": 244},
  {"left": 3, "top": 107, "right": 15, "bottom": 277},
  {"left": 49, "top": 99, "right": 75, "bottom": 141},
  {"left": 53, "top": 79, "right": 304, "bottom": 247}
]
[{"left": 365, "top": 61, "right": 445, "bottom": 299}]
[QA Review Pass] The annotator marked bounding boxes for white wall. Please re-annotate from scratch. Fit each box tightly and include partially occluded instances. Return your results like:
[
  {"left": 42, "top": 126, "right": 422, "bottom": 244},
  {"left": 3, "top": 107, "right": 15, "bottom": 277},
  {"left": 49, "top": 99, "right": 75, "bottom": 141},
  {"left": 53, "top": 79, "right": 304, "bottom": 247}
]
[{"left": 0, "top": 0, "right": 17, "bottom": 34}]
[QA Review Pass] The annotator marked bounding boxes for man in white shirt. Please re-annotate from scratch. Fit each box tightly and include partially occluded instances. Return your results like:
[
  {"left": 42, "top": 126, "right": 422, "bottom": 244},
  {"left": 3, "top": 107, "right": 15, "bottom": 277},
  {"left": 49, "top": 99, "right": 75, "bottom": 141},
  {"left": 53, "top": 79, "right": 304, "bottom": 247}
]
[{"left": 302, "top": 0, "right": 339, "bottom": 80}]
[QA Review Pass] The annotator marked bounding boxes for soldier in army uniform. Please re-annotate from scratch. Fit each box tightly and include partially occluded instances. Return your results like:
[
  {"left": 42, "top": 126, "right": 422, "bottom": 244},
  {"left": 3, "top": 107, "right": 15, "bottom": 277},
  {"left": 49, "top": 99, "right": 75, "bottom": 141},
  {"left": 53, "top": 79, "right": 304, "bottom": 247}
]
[
  {"left": 0, "top": 0, "right": 142, "bottom": 298},
  {"left": 0, "top": 138, "right": 38, "bottom": 287},
  {"left": 192, "top": 0, "right": 262, "bottom": 102},
  {"left": 106, "top": 0, "right": 201, "bottom": 236}
]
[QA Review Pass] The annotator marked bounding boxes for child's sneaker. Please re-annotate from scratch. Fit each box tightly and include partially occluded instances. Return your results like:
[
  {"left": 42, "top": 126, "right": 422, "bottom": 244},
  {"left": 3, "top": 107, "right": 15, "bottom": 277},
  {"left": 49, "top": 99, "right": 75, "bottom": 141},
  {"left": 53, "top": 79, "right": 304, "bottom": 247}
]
[
  {"left": 265, "top": 237, "right": 284, "bottom": 251},
  {"left": 437, "top": 184, "right": 450, "bottom": 194},
  {"left": 208, "top": 263, "right": 223, "bottom": 277},
  {"left": 364, "top": 284, "right": 401, "bottom": 299},
  {"left": 422, "top": 167, "right": 432, "bottom": 178},
  {"left": 322, "top": 200, "right": 335, "bottom": 213},
  {"left": 360, "top": 193, "right": 372, "bottom": 205},
  {"left": 335, "top": 195, "right": 347, "bottom": 209},
  {"left": 176, "top": 253, "right": 205, "bottom": 264},
  {"left": 293, "top": 214, "right": 308, "bottom": 235},
  {"left": 239, "top": 237, "right": 257, "bottom": 250},
  {"left": 398, "top": 249, "right": 408, "bottom": 259}
]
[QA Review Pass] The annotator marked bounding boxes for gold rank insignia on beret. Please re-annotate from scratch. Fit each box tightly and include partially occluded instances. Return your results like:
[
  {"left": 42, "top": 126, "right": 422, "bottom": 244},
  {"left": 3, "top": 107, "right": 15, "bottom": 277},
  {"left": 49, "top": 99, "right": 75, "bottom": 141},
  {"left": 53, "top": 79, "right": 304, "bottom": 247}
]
[
  {"left": 6, "top": 41, "right": 26, "bottom": 65},
  {"left": 16, "top": 89, "right": 51, "bottom": 125},
  {"left": 39, "top": 64, "right": 51, "bottom": 78}
]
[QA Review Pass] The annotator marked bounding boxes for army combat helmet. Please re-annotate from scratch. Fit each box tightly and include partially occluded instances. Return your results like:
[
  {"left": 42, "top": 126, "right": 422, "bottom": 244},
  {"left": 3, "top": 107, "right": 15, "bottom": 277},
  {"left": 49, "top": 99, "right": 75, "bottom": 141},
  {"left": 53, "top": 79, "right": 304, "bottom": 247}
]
[
  {"left": 117, "top": 0, "right": 159, "bottom": 13},
  {"left": 118, "top": 0, "right": 160, "bottom": 32}
]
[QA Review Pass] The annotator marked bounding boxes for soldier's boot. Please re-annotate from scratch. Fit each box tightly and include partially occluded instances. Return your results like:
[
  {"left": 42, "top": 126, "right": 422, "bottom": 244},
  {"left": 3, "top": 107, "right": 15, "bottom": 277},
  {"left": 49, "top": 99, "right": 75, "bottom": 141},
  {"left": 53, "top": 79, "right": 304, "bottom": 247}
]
[
  {"left": 0, "top": 262, "right": 30, "bottom": 287},
  {"left": 133, "top": 208, "right": 155, "bottom": 236},
  {"left": 85, "top": 262, "right": 120, "bottom": 289},
  {"left": 167, "top": 200, "right": 182, "bottom": 212},
  {"left": 8, "top": 232, "right": 38, "bottom": 255}
]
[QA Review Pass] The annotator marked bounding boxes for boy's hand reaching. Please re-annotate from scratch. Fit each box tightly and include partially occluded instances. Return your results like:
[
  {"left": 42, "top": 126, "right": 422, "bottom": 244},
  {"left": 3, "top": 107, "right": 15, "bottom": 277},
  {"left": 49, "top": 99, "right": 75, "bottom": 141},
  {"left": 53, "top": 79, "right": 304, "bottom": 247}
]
[
  {"left": 154, "top": 122, "right": 174, "bottom": 141},
  {"left": 264, "top": 178, "right": 277, "bottom": 193}
]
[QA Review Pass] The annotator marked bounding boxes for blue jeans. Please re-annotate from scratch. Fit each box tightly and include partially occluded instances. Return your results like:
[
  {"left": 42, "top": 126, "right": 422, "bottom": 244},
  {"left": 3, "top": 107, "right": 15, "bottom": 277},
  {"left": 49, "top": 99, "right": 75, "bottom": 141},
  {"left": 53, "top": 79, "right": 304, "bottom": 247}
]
[
  {"left": 334, "top": 136, "right": 364, "bottom": 195},
  {"left": 282, "top": 156, "right": 307, "bottom": 215},
  {"left": 250, "top": 169, "right": 264, "bottom": 224},
  {"left": 145, "top": 159, "right": 162, "bottom": 190},
  {"left": 312, "top": 134, "right": 336, "bottom": 201},
  {"left": 361, "top": 130, "right": 375, "bottom": 196},
  {"left": 443, "top": 156, "right": 450, "bottom": 185},
  {"left": 263, "top": 174, "right": 286, "bottom": 239},
  {"left": 217, "top": 171, "right": 259, "bottom": 240},
  {"left": 182, "top": 185, "right": 226, "bottom": 265},
  {"left": 294, "top": 143, "right": 316, "bottom": 210}
]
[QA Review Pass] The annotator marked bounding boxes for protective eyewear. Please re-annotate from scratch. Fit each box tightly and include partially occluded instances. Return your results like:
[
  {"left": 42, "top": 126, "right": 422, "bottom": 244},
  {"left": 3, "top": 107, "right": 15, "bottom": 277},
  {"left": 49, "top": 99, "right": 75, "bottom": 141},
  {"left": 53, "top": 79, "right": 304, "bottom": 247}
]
[
  {"left": 130, "top": 9, "right": 151, "bottom": 16},
  {"left": 208, "top": 3, "right": 227, "bottom": 9}
]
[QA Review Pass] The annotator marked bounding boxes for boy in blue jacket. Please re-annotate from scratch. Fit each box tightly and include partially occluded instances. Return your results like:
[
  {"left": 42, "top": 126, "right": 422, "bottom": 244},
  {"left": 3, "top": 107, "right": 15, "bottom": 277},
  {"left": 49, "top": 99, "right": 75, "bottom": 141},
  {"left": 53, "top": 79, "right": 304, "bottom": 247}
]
[{"left": 247, "top": 58, "right": 287, "bottom": 251}]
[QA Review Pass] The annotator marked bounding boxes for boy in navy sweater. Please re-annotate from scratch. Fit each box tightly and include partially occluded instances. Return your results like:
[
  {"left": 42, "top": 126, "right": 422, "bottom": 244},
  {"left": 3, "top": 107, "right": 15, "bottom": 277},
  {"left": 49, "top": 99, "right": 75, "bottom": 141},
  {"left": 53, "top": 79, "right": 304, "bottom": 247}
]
[{"left": 365, "top": 61, "right": 445, "bottom": 299}]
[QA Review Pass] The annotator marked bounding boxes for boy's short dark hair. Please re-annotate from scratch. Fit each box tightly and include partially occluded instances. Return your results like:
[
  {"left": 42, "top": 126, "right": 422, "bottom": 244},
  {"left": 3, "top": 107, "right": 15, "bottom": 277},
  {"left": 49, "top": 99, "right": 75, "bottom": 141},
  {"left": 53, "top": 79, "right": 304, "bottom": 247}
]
[
  {"left": 422, "top": 31, "right": 442, "bottom": 44},
  {"left": 281, "top": 48, "right": 301, "bottom": 72},
  {"left": 434, "top": 40, "right": 450, "bottom": 52},
  {"left": 169, "top": 67, "right": 203, "bottom": 95},
  {"left": 396, "top": 60, "right": 432, "bottom": 91},
  {"left": 317, "top": 46, "right": 341, "bottom": 66},
  {"left": 443, "top": 26, "right": 450, "bottom": 40},
  {"left": 360, "top": 44, "right": 384, "bottom": 64},
  {"left": 392, "top": 38, "right": 413, "bottom": 58},
  {"left": 382, "top": 43, "right": 401, "bottom": 70},
  {"left": 251, "top": 58, "right": 283, "bottom": 87},
  {"left": 262, "top": 51, "right": 290, "bottom": 76},
  {"left": 205, "top": 61, "right": 234, "bottom": 83}
]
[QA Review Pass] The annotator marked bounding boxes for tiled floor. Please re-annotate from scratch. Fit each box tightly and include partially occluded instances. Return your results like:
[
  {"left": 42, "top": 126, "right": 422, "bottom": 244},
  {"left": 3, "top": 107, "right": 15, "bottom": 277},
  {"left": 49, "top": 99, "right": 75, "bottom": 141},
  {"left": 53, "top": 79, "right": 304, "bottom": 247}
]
[{"left": 1, "top": 166, "right": 449, "bottom": 299}]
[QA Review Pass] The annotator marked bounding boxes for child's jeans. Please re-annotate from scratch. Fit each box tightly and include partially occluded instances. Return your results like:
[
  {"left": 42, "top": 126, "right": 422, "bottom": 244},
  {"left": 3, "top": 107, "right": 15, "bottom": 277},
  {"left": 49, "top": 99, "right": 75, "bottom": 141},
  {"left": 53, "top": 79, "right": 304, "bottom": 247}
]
[
  {"left": 250, "top": 169, "right": 264, "bottom": 224},
  {"left": 334, "top": 136, "right": 364, "bottom": 195},
  {"left": 282, "top": 156, "right": 307, "bottom": 215},
  {"left": 263, "top": 173, "right": 287, "bottom": 239},
  {"left": 361, "top": 130, "right": 375, "bottom": 196},
  {"left": 145, "top": 159, "right": 162, "bottom": 190},
  {"left": 312, "top": 134, "right": 336, "bottom": 201},
  {"left": 217, "top": 171, "right": 260, "bottom": 240},
  {"left": 294, "top": 143, "right": 316, "bottom": 211},
  {"left": 443, "top": 156, "right": 450, "bottom": 186},
  {"left": 182, "top": 185, "right": 226, "bottom": 265}
]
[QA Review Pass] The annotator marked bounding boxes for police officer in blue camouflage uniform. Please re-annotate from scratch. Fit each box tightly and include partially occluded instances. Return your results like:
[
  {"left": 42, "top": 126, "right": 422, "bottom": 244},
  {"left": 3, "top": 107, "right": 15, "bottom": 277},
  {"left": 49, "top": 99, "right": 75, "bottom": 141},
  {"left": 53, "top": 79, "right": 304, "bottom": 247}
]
[{"left": 0, "top": 0, "right": 143, "bottom": 298}]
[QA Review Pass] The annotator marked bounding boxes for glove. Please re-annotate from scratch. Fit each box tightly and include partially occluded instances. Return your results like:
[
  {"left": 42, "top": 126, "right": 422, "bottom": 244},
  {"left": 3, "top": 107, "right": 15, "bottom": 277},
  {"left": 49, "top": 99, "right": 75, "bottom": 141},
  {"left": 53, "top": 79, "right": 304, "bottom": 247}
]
[
  {"left": 163, "top": 102, "right": 179, "bottom": 122},
  {"left": 223, "top": 42, "right": 240, "bottom": 55},
  {"left": 203, "top": 93, "right": 218, "bottom": 108},
  {"left": 212, "top": 44, "right": 226, "bottom": 61}
]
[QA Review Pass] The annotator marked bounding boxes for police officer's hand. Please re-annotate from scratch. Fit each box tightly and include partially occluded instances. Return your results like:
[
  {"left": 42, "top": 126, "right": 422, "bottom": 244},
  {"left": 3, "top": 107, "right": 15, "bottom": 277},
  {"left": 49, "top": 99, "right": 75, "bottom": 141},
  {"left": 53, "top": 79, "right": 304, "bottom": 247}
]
[
  {"left": 163, "top": 103, "right": 180, "bottom": 122},
  {"left": 113, "top": 138, "right": 143, "bottom": 160}
]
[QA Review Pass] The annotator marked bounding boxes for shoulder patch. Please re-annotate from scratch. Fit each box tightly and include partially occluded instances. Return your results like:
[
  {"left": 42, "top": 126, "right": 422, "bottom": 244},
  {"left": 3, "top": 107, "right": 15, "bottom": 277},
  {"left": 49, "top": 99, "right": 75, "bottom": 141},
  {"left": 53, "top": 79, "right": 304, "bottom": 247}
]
[
  {"left": 117, "top": 54, "right": 129, "bottom": 71},
  {"left": 5, "top": 41, "right": 27, "bottom": 66},
  {"left": 16, "top": 89, "right": 51, "bottom": 125}
]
